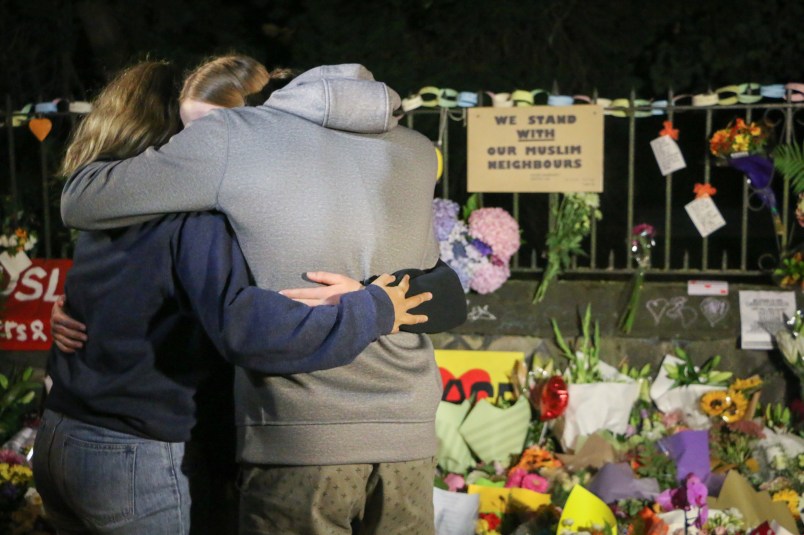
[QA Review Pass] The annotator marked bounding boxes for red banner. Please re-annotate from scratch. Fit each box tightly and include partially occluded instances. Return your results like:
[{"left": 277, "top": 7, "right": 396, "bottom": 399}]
[{"left": 1, "top": 259, "right": 72, "bottom": 351}]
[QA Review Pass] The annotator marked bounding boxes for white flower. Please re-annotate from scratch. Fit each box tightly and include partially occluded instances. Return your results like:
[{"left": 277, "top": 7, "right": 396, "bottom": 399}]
[
  {"left": 776, "top": 329, "right": 804, "bottom": 366},
  {"left": 0, "top": 235, "right": 8, "bottom": 247},
  {"left": 9, "top": 235, "right": 17, "bottom": 246}
]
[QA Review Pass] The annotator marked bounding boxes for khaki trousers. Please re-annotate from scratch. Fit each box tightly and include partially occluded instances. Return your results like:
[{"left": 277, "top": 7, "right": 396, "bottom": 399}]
[{"left": 238, "top": 457, "right": 436, "bottom": 535}]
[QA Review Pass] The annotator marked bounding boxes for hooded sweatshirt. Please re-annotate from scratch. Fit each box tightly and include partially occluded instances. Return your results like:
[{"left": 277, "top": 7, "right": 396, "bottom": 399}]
[{"left": 62, "top": 64, "right": 443, "bottom": 464}]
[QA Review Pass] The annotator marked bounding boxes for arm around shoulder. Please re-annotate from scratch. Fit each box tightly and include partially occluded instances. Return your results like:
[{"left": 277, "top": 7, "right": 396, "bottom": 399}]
[{"left": 61, "top": 113, "right": 230, "bottom": 230}]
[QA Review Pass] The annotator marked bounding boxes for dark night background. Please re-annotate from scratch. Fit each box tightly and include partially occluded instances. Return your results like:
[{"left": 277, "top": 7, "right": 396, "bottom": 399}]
[
  {"left": 1, "top": 0, "right": 803, "bottom": 266},
  {"left": 1, "top": 0, "right": 802, "bottom": 104}
]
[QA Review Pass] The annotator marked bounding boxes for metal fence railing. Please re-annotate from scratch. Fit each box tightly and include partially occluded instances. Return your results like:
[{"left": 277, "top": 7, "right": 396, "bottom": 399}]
[
  {"left": 407, "top": 95, "right": 804, "bottom": 280},
  {"left": 2, "top": 94, "right": 803, "bottom": 280}
]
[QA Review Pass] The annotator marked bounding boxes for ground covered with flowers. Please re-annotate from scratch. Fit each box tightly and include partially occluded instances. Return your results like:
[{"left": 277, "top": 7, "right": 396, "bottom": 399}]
[{"left": 433, "top": 308, "right": 804, "bottom": 535}]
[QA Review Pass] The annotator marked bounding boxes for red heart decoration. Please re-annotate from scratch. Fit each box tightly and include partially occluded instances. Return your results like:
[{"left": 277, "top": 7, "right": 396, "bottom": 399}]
[{"left": 439, "top": 368, "right": 492, "bottom": 402}]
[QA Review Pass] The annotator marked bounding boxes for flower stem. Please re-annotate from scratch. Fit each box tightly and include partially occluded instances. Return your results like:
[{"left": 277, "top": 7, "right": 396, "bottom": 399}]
[
  {"left": 533, "top": 258, "right": 559, "bottom": 303},
  {"left": 619, "top": 269, "right": 645, "bottom": 334}
]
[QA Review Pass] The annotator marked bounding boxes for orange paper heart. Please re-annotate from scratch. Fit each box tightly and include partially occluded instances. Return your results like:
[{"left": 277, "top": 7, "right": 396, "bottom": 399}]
[{"left": 28, "top": 118, "right": 52, "bottom": 142}]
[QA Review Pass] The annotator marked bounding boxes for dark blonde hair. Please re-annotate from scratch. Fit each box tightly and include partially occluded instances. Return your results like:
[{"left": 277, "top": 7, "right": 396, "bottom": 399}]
[
  {"left": 61, "top": 61, "right": 181, "bottom": 176},
  {"left": 181, "top": 55, "right": 296, "bottom": 108},
  {"left": 180, "top": 55, "right": 270, "bottom": 108}
]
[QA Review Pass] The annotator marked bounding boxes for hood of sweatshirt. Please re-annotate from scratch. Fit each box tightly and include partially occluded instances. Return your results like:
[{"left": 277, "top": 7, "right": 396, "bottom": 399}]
[{"left": 264, "top": 64, "right": 401, "bottom": 134}]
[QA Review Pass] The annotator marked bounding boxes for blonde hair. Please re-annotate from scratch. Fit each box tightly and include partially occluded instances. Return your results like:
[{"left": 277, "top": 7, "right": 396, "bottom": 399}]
[
  {"left": 61, "top": 61, "right": 181, "bottom": 176},
  {"left": 180, "top": 55, "right": 270, "bottom": 108}
]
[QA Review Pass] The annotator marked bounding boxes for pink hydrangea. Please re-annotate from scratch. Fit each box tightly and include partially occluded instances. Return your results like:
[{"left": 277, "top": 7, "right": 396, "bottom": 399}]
[
  {"left": 469, "top": 260, "right": 510, "bottom": 294},
  {"left": 468, "top": 207, "right": 520, "bottom": 262}
]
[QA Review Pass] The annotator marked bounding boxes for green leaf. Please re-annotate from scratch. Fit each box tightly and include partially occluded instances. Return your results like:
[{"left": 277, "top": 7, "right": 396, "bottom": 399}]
[
  {"left": 773, "top": 141, "right": 804, "bottom": 193},
  {"left": 462, "top": 193, "right": 480, "bottom": 219}
]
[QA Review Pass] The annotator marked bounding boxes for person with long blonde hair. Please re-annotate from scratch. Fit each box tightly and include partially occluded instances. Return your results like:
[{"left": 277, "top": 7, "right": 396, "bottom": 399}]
[{"left": 33, "top": 58, "right": 433, "bottom": 535}]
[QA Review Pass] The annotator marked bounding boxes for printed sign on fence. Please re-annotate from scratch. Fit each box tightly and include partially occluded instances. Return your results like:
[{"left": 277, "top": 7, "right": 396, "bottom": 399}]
[
  {"left": 0, "top": 258, "right": 72, "bottom": 351},
  {"left": 467, "top": 105, "right": 604, "bottom": 192}
]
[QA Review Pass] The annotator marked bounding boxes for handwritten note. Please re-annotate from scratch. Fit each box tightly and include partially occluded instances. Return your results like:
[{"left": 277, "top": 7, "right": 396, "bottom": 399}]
[
  {"left": 685, "top": 196, "right": 726, "bottom": 237},
  {"left": 650, "top": 135, "right": 686, "bottom": 176},
  {"left": 738, "top": 290, "right": 796, "bottom": 350}
]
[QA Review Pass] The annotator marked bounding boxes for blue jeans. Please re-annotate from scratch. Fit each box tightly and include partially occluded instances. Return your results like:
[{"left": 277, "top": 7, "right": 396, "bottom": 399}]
[{"left": 32, "top": 409, "right": 190, "bottom": 534}]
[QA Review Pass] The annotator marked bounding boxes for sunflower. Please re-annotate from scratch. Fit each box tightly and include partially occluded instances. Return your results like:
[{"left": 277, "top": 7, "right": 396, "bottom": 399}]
[
  {"left": 700, "top": 390, "right": 729, "bottom": 416},
  {"left": 771, "top": 488, "right": 800, "bottom": 518},
  {"left": 720, "top": 390, "right": 748, "bottom": 423},
  {"left": 730, "top": 375, "right": 762, "bottom": 392}
]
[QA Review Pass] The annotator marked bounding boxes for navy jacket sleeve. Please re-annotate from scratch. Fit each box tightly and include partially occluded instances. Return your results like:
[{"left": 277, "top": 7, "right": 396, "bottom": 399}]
[
  {"left": 365, "top": 259, "right": 467, "bottom": 333},
  {"left": 171, "top": 213, "right": 394, "bottom": 374}
]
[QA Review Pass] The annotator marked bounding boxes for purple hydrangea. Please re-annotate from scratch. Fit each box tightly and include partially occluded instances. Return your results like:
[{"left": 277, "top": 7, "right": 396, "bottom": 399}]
[{"left": 432, "top": 198, "right": 460, "bottom": 241}]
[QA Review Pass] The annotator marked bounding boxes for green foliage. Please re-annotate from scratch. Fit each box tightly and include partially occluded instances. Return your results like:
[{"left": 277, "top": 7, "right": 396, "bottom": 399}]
[
  {"left": 664, "top": 347, "right": 732, "bottom": 388},
  {"left": 551, "top": 304, "right": 603, "bottom": 384},
  {"left": 763, "top": 402, "right": 792, "bottom": 433},
  {"left": 773, "top": 141, "right": 804, "bottom": 193},
  {"left": 0, "top": 367, "right": 41, "bottom": 442},
  {"left": 708, "top": 419, "right": 765, "bottom": 474},
  {"left": 626, "top": 439, "right": 678, "bottom": 490},
  {"left": 534, "top": 193, "right": 601, "bottom": 303},
  {"left": 461, "top": 192, "right": 480, "bottom": 220},
  {"left": 772, "top": 141, "right": 804, "bottom": 193}
]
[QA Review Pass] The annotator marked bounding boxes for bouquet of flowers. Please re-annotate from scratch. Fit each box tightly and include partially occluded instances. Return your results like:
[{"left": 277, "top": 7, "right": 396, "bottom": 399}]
[
  {"left": 0, "top": 449, "right": 34, "bottom": 528},
  {"left": 432, "top": 195, "right": 520, "bottom": 294},
  {"left": 773, "top": 310, "right": 804, "bottom": 400},
  {"left": 551, "top": 305, "right": 641, "bottom": 450},
  {"left": 710, "top": 118, "right": 770, "bottom": 160},
  {"left": 709, "top": 118, "right": 784, "bottom": 238},
  {"left": 0, "top": 203, "right": 38, "bottom": 258},
  {"left": 533, "top": 193, "right": 602, "bottom": 303}
]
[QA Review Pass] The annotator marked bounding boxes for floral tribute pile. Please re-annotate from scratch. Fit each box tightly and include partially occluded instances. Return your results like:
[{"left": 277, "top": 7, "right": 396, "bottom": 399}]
[
  {"left": 433, "top": 195, "right": 521, "bottom": 294},
  {"left": 433, "top": 307, "right": 804, "bottom": 535},
  {"left": 0, "top": 449, "right": 50, "bottom": 534}
]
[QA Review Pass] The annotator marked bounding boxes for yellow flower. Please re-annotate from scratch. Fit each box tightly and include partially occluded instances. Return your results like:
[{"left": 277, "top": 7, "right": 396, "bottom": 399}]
[
  {"left": 744, "top": 458, "right": 760, "bottom": 473},
  {"left": 730, "top": 375, "right": 762, "bottom": 392},
  {"left": 700, "top": 390, "right": 729, "bottom": 416},
  {"left": 733, "top": 135, "right": 749, "bottom": 152},
  {"left": 772, "top": 488, "right": 800, "bottom": 518},
  {"left": 721, "top": 390, "right": 748, "bottom": 423}
]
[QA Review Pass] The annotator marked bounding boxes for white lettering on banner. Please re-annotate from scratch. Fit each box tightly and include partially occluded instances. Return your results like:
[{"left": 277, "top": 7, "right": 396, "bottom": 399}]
[
  {"left": 10, "top": 267, "right": 62, "bottom": 302},
  {"left": 1, "top": 319, "right": 47, "bottom": 343}
]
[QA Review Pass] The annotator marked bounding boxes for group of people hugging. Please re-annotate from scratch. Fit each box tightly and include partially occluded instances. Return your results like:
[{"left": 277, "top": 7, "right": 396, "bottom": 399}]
[{"left": 34, "top": 54, "right": 466, "bottom": 535}]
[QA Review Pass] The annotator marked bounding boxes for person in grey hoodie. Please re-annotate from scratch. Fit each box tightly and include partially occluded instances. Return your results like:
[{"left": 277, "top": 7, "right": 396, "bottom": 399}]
[{"left": 61, "top": 63, "right": 465, "bottom": 535}]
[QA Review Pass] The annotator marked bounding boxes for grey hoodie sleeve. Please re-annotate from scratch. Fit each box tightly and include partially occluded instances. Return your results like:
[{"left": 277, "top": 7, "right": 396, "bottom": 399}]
[{"left": 61, "top": 111, "right": 230, "bottom": 230}]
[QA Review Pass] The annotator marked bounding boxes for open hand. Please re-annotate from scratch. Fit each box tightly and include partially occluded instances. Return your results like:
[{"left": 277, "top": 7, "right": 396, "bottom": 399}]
[{"left": 371, "top": 274, "right": 431, "bottom": 333}]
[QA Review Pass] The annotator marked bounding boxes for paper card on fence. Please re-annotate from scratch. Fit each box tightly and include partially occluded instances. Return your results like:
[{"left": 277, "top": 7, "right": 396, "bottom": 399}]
[
  {"left": 688, "top": 280, "right": 728, "bottom": 296},
  {"left": 433, "top": 487, "right": 478, "bottom": 535},
  {"left": 685, "top": 196, "right": 726, "bottom": 237},
  {"left": 738, "top": 291, "right": 796, "bottom": 350},
  {"left": 650, "top": 135, "right": 686, "bottom": 176}
]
